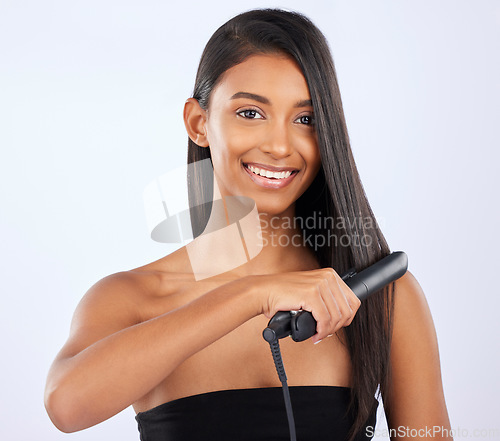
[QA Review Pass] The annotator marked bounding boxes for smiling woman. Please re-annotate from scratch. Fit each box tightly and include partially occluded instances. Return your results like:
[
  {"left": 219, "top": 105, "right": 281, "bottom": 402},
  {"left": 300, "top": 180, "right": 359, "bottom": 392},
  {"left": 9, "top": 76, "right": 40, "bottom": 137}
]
[{"left": 44, "top": 8, "right": 453, "bottom": 441}]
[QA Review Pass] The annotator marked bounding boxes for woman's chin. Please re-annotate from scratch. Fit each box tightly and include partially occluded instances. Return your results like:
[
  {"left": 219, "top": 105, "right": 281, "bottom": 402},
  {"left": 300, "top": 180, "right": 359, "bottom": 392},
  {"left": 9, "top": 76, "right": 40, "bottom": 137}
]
[{"left": 254, "top": 200, "right": 295, "bottom": 218}]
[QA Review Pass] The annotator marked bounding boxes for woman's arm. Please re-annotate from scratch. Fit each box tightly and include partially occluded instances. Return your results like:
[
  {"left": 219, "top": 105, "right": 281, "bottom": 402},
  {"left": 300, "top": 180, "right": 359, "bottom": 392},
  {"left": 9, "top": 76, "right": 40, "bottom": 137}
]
[
  {"left": 44, "top": 267, "right": 359, "bottom": 433},
  {"left": 382, "top": 271, "right": 453, "bottom": 440},
  {"left": 44, "top": 272, "right": 260, "bottom": 433}
]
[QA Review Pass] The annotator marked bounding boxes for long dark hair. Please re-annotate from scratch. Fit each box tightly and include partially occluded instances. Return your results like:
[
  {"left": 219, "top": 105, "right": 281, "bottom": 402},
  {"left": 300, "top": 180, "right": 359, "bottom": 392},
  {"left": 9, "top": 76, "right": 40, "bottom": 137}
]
[{"left": 187, "top": 9, "right": 395, "bottom": 440}]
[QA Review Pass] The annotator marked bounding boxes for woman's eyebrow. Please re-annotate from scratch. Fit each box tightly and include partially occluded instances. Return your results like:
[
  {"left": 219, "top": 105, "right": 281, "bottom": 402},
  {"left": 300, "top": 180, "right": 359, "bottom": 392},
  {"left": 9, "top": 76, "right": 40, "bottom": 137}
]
[{"left": 229, "top": 91, "right": 312, "bottom": 108}]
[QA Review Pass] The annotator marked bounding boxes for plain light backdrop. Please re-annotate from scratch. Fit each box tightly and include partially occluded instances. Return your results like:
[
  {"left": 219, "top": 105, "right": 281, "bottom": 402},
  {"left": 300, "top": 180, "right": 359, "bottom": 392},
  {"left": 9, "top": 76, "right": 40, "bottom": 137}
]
[{"left": 1, "top": 1, "right": 499, "bottom": 440}]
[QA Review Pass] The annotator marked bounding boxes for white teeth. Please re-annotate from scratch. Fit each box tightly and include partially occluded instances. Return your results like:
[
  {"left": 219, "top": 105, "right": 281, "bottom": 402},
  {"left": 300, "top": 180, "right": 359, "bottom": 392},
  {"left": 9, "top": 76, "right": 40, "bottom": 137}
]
[{"left": 247, "top": 165, "right": 293, "bottom": 179}]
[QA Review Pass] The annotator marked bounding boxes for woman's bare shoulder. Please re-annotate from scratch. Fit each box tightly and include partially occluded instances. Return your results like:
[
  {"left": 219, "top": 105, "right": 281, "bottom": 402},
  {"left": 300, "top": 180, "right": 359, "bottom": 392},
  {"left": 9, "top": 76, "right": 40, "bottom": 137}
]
[
  {"left": 389, "top": 270, "right": 438, "bottom": 359},
  {"left": 82, "top": 248, "right": 191, "bottom": 308},
  {"left": 383, "top": 270, "right": 451, "bottom": 430},
  {"left": 56, "top": 248, "right": 194, "bottom": 361}
]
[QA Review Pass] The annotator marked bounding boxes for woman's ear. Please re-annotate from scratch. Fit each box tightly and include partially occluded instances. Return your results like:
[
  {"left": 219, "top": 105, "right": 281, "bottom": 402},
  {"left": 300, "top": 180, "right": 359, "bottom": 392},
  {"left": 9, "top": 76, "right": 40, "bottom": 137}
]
[{"left": 183, "top": 98, "right": 209, "bottom": 147}]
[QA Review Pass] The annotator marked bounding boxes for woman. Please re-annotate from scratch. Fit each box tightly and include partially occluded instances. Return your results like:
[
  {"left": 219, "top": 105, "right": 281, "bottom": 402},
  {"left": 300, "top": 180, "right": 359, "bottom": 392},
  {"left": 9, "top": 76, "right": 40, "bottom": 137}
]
[{"left": 44, "top": 8, "right": 452, "bottom": 441}]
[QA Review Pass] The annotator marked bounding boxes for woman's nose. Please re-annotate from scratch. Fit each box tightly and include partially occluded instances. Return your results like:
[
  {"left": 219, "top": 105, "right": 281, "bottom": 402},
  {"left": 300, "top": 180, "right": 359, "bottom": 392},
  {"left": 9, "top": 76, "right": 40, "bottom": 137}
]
[{"left": 259, "top": 121, "right": 294, "bottom": 159}]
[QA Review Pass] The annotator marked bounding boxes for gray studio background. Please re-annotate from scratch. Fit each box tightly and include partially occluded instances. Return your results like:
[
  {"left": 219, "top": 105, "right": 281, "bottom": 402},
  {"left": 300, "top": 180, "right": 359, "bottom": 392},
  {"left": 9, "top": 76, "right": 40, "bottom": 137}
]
[{"left": 1, "top": 1, "right": 499, "bottom": 440}]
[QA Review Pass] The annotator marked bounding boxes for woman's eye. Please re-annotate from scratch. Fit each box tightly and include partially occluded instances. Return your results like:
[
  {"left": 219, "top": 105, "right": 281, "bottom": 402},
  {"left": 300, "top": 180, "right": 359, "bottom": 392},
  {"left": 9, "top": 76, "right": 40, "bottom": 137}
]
[
  {"left": 295, "top": 114, "right": 315, "bottom": 125},
  {"left": 237, "top": 109, "right": 263, "bottom": 119}
]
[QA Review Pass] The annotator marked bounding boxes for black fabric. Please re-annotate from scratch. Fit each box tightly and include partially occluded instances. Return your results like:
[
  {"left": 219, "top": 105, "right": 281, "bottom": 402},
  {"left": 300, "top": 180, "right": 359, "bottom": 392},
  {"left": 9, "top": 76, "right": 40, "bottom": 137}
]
[{"left": 135, "top": 385, "right": 378, "bottom": 441}]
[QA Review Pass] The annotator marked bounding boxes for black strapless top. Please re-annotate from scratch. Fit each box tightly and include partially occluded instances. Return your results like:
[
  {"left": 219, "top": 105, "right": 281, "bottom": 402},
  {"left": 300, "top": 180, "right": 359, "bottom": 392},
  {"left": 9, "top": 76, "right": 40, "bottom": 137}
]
[{"left": 135, "top": 386, "right": 378, "bottom": 441}]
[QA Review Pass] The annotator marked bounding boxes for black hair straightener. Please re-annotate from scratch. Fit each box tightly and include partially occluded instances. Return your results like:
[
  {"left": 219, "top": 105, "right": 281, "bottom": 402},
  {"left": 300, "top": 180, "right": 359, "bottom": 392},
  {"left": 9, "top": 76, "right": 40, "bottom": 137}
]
[{"left": 262, "top": 251, "right": 408, "bottom": 441}]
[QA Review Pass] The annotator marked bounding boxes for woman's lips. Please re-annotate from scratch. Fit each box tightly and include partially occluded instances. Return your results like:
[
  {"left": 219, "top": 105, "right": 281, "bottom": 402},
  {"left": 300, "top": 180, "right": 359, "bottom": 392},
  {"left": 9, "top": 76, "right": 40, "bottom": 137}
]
[{"left": 242, "top": 163, "right": 299, "bottom": 189}]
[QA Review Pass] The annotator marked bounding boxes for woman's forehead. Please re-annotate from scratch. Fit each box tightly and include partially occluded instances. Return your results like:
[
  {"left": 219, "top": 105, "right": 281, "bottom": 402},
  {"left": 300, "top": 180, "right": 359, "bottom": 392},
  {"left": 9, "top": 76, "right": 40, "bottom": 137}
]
[{"left": 211, "top": 54, "right": 311, "bottom": 106}]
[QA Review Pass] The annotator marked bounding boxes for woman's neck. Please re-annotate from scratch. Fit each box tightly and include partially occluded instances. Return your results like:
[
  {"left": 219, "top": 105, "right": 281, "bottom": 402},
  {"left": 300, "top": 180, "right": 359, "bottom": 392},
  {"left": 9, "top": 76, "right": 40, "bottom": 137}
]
[
  {"left": 186, "top": 195, "right": 319, "bottom": 280},
  {"left": 252, "top": 206, "right": 320, "bottom": 271}
]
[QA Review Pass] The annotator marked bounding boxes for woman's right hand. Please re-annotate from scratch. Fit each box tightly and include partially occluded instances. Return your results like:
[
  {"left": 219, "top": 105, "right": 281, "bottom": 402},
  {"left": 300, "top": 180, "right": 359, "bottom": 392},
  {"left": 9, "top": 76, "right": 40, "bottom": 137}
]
[{"left": 249, "top": 268, "right": 362, "bottom": 343}]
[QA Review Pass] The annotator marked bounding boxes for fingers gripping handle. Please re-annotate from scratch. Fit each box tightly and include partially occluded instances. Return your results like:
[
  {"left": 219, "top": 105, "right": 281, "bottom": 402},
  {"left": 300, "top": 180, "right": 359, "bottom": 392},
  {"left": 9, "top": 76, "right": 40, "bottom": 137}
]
[{"left": 262, "top": 251, "right": 408, "bottom": 343}]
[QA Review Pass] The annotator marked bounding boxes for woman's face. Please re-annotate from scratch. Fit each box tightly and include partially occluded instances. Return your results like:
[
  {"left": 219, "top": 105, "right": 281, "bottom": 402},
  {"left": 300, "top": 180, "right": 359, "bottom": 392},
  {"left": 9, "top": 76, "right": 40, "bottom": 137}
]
[{"left": 205, "top": 54, "right": 321, "bottom": 216}]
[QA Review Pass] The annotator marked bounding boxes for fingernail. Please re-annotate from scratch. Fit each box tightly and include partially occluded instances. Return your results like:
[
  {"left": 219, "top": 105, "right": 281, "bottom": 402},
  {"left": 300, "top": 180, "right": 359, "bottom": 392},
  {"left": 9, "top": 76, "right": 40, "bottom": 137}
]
[
  {"left": 327, "top": 334, "right": 333, "bottom": 338},
  {"left": 314, "top": 339, "right": 323, "bottom": 345}
]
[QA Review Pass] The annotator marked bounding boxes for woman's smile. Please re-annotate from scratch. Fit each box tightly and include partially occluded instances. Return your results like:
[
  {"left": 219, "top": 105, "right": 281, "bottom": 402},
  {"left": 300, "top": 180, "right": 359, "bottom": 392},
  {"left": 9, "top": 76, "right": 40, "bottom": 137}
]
[{"left": 242, "top": 162, "right": 299, "bottom": 189}]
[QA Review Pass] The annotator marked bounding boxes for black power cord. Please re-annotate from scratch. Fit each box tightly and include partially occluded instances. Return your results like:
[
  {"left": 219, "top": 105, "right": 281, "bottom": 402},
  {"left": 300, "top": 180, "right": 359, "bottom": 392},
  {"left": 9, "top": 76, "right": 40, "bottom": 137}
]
[{"left": 269, "top": 339, "right": 296, "bottom": 441}]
